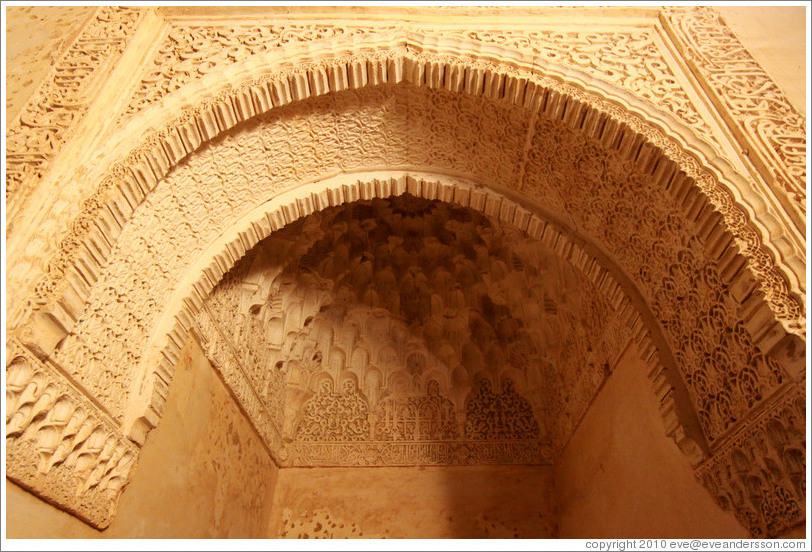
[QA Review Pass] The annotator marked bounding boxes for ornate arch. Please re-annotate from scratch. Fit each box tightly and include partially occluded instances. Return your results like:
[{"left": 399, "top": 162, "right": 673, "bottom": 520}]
[{"left": 6, "top": 35, "right": 805, "bottom": 536}]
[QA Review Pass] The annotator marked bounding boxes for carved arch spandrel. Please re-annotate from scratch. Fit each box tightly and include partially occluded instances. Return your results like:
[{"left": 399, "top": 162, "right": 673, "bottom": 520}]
[
  {"left": 15, "top": 66, "right": 801, "bottom": 447},
  {"left": 128, "top": 171, "right": 802, "bottom": 536},
  {"left": 14, "top": 42, "right": 803, "bottom": 346},
  {"left": 19, "top": 65, "right": 801, "bottom": 449}
]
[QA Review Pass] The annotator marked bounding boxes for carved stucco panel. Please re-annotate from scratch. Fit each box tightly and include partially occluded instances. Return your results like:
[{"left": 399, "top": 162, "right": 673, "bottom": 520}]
[
  {"left": 523, "top": 114, "right": 787, "bottom": 444},
  {"left": 50, "top": 84, "right": 528, "bottom": 420},
  {"left": 5, "top": 338, "right": 139, "bottom": 529},
  {"left": 5, "top": 6, "right": 143, "bottom": 225},
  {"left": 12, "top": 49, "right": 802, "bottom": 361},
  {"left": 117, "top": 21, "right": 719, "bottom": 154},
  {"left": 696, "top": 385, "right": 806, "bottom": 537},
  {"left": 662, "top": 6, "right": 806, "bottom": 220}
]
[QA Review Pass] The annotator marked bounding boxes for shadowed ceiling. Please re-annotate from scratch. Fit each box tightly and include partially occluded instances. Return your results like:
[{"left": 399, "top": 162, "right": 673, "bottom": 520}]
[{"left": 194, "top": 194, "right": 633, "bottom": 466}]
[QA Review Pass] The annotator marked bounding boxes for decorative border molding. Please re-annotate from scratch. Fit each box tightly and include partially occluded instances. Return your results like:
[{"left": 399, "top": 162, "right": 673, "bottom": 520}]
[
  {"left": 116, "top": 19, "right": 720, "bottom": 155},
  {"left": 5, "top": 337, "right": 139, "bottom": 529},
  {"left": 5, "top": 6, "right": 143, "bottom": 228},
  {"left": 25, "top": 46, "right": 803, "bottom": 348},
  {"left": 3, "top": 9, "right": 804, "bottom": 536},
  {"left": 285, "top": 440, "right": 554, "bottom": 467},
  {"left": 662, "top": 7, "right": 806, "bottom": 225}
]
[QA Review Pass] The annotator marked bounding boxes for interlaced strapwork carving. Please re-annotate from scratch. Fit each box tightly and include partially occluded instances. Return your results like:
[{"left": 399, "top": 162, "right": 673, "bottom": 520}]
[{"left": 6, "top": 6, "right": 142, "bottom": 222}]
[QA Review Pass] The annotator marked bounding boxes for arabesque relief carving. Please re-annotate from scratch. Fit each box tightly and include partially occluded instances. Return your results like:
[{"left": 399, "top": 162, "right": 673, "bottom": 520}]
[
  {"left": 8, "top": 11, "right": 805, "bottom": 347},
  {"left": 296, "top": 380, "right": 371, "bottom": 442},
  {"left": 663, "top": 6, "right": 807, "bottom": 220},
  {"left": 375, "top": 380, "right": 458, "bottom": 441},
  {"left": 522, "top": 113, "right": 789, "bottom": 444},
  {"left": 5, "top": 6, "right": 142, "bottom": 225},
  {"left": 465, "top": 380, "right": 540, "bottom": 441},
  {"left": 43, "top": 79, "right": 796, "bottom": 450},
  {"left": 696, "top": 386, "right": 806, "bottom": 537},
  {"left": 119, "top": 21, "right": 717, "bottom": 152},
  {"left": 4, "top": 7, "right": 805, "bottom": 538},
  {"left": 5, "top": 338, "right": 139, "bottom": 529}
]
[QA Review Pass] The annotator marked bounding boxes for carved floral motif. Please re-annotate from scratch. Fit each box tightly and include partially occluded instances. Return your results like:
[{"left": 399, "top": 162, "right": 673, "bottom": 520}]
[
  {"left": 296, "top": 379, "right": 371, "bottom": 442},
  {"left": 375, "top": 381, "right": 459, "bottom": 441},
  {"left": 465, "top": 379, "right": 540, "bottom": 440},
  {"left": 120, "top": 22, "right": 718, "bottom": 154},
  {"left": 4, "top": 8, "right": 804, "bottom": 535},
  {"left": 696, "top": 386, "right": 806, "bottom": 537},
  {"left": 523, "top": 113, "right": 788, "bottom": 444}
]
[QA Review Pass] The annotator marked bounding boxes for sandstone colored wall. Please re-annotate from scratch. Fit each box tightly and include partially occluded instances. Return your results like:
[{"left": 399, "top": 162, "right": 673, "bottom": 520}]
[
  {"left": 555, "top": 343, "right": 749, "bottom": 539},
  {"left": 269, "top": 465, "right": 556, "bottom": 538},
  {"left": 5, "top": 337, "right": 279, "bottom": 539}
]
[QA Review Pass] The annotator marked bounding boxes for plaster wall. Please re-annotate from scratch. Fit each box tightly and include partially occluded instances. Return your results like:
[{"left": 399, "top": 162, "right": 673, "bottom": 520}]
[
  {"left": 5, "top": 337, "right": 279, "bottom": 539},
  {"left": 4, "top": 7, "right": 806, "bottom": 121},
  {"left": 555, "top": 343, "right": 749, "bottom": 539},
  {"left": 268, "top": 464, "right": 556, "bottom": 538}
]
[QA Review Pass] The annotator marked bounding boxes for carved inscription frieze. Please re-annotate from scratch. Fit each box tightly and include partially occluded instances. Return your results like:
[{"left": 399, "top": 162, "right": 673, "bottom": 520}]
[
  {"left": 5, "top": 338, "right": 139, "bottom": 529},
  {"left": 663, "top": 6, "right": 807, "bottom": 217},
  {"left": 6, "top": 6, "right": 142, "bottom": 222}
]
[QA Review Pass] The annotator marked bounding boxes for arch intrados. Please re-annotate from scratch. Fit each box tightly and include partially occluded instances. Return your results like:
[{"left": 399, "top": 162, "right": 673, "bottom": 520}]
[
  {"left": 31, "top": 38, "right": 803, "bottom": 352},
  {"left": 126, "top": 171, "right": 705, "bottom": 465}
]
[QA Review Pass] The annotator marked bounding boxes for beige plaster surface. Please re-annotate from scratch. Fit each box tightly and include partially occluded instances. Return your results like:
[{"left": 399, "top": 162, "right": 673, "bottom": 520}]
[
  {"left": 269, "top": 464, "right": 556, "bottom": 538},
  {"left": 4, "top": 6, "right": 95, "bottom": 123},
  {"left": 5, "top": 337, "right": 278, "bottom": 539},
  {"left": 5, "top": 482, "right": 100, "bottom": 539},
  {"left": 555, "top": 343, "right": 749, "bottom": 539},
  {"left": 717, "top": 6, "right": 807, "bottom": 116}
]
